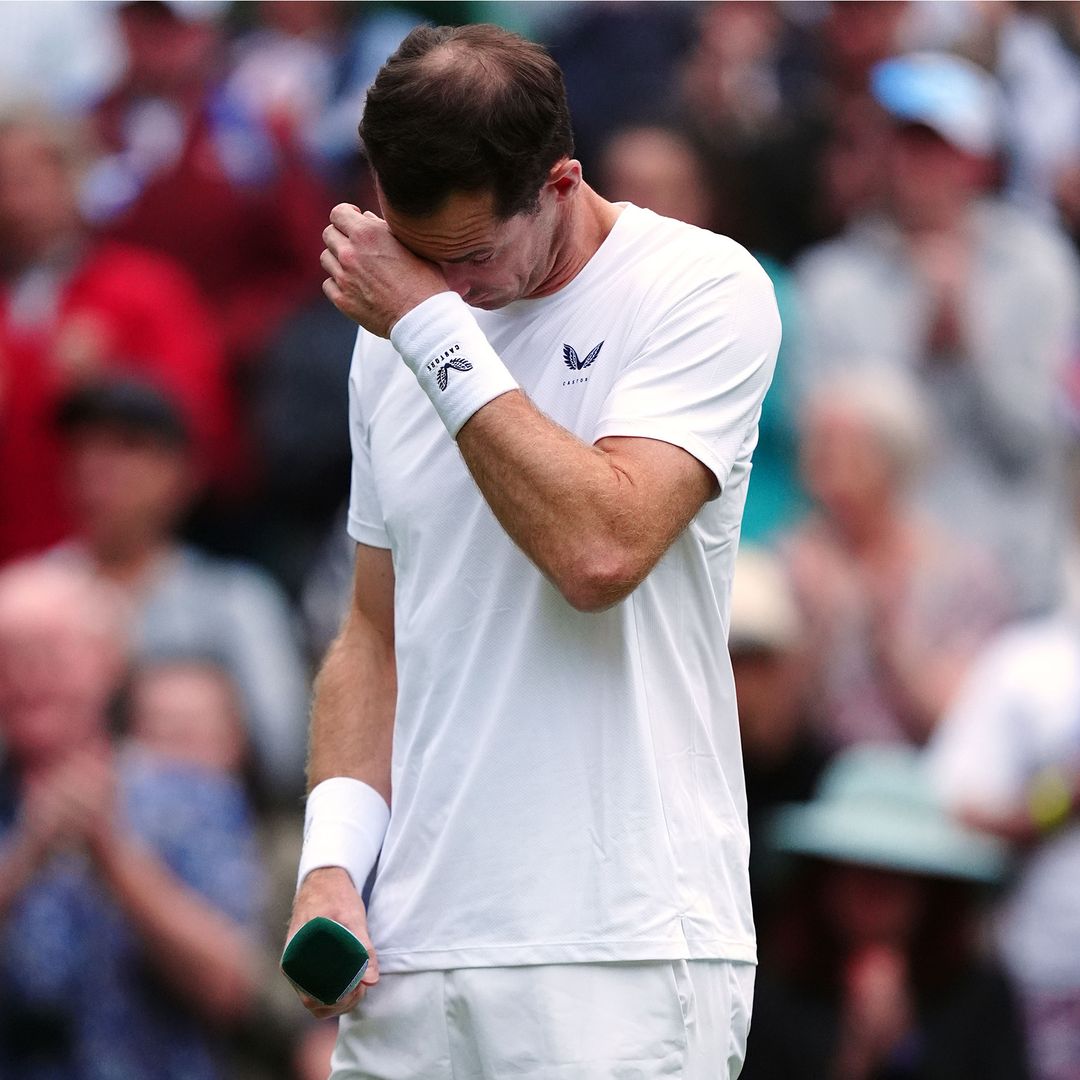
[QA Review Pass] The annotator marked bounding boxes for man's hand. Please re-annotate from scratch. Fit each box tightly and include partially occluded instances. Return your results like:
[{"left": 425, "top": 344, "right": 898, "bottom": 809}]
[
  {"left": 835, "top": 944, "right": 915, "bottom": 1078},
  {"left": 907, "top": 228, "right": 971, "bottom": 357},
  {"left": 320, "top": 204, "right": 449, "bottom": 338},
  {"left": 20, "top": 748, "right": 115, "bottom": 861},
  {"left": 285, "top": 867, "right": 379, "bottom": 1019}
]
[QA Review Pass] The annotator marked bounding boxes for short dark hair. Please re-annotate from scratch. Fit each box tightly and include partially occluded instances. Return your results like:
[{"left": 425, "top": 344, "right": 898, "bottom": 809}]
[
  {"left": 55, "top": 376, "right": 190, "bottom": 448},
  {"left": 359, "top": 24, "right": 574, "bottom": 219}
]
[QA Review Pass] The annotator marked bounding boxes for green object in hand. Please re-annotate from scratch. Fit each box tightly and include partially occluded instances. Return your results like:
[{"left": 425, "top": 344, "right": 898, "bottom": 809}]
[{"left": 281, "top": 917, "right": 370, "bottom": 1005}]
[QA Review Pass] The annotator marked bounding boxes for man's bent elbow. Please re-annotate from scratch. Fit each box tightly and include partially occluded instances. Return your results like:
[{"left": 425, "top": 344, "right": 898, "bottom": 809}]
[{"left": 556, "top": 554, "right": 641, "bottom": 613}]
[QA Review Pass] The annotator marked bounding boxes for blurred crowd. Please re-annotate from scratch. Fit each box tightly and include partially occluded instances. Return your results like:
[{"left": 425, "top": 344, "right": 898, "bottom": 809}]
[{"left": 1, "top": 1, "right": 1080, "bottom": 1078}]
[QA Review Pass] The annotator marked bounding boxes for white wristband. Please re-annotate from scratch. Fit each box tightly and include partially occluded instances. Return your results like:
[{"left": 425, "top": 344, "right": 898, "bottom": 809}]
[
  {"left": 390, "top": 291, "right": 519, "bottom": 437},
  {"left": 296, "top": 777, "right": 390, "bottom": 894}
]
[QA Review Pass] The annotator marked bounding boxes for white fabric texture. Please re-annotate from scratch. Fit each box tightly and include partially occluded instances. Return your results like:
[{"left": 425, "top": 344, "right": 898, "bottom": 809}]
[
  {"left": 389, "top": 290, "right": 520, "bottom": 436},
  {"left": 297, "top": 777, "right": 390, "bottom": 893},
  {"left": 926, "top": 613, "right": 1080, "bottom": 989},
  {"left": 331, "top": 960, "right": 756, "bottom": 1080},
  {"left": 346, "top": 204, "right": 780, "bottom": 973}
]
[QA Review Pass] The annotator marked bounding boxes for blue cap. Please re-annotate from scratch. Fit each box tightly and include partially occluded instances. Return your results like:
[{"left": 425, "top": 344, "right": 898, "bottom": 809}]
[
  {"left": 768, "top": 745, "right": 1010, "bottom": 884},
  {"left": 871, "top": 52, "right": 1001, "bottom": 158}
]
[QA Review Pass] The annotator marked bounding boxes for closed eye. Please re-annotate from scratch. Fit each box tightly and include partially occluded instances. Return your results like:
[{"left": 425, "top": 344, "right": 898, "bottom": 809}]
[{"left": 445, "top": 249, "right": 495, "bottom": 265}]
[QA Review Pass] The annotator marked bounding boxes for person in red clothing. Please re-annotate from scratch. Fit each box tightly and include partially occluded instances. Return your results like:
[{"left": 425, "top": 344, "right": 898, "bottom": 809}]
[
  {"left": 0, "top": 107, "right": 238, "bottom": 563},
  {"left": 86, "top": 0, "right": 329, "bottom": 366}
]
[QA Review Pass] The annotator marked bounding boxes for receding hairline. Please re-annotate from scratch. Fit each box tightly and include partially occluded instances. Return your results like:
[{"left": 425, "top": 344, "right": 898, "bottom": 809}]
[
  {"left": 0, "top": 561, "right": 132, "bottom": 665},
  {"left": 405, "top": 33, "right": 550, "bottom": 101},
  {"left": 361, "top": 22, "right": 573, "bottom": 219}
]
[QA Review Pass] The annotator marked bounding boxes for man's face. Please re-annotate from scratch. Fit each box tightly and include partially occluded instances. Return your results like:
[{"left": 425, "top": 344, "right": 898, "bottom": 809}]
[
  {"left": 800, "top": 401, "right": 895, "bottom": 523},
  {"left": 130, "top": 662, "right": 248, "bottom": 773},
  {"left": 64, "top": 428, "right": 191, "bottom": 553},
  {"left": 0, "top": 593, "right": 116, "bottom": 767},
  {"left": 886, "top": 124, "right": 987, "bottom": 229},
  {"left": 0, "top": 126, "right": 80, "bottom": 266},
  {"left": 378, "top": 186, "right": 561, "bottom": 310},
  {"left": 599, "top": 128, "right": 713, "bottom": 230},
  {"left": 118, "top": 5, "right": 216, "bottom": 95}
]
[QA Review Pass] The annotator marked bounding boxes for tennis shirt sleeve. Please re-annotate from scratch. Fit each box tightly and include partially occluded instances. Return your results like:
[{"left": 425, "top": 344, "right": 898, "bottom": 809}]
[
  {"left": 592, "top": 248, "right": 782, "bottom": 492},
  {"left": 926, "top": 628, "right": 1059, "bottom": 815},
  {"left": 346, "top": 331, "right": 391, "bottom": 548}
]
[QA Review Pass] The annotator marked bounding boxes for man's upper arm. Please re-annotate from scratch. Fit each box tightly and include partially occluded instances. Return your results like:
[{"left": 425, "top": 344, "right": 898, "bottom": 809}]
[
  {"left": 594, "top": 435, "right": 716, "bottom": 540},
  {"left": 349, "top": 543, "right": 395, "bottom": 645},
  {"left": 592, "top": 250, "right": 780, "bottom": 496},
  {"left": 305, "top": 542, "right": 396, "bottom": 795}
]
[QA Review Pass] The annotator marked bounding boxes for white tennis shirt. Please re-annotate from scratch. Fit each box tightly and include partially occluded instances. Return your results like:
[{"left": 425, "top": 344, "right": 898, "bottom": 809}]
[{"left": 347, "top": 204, "right": 781, "bottom": 972}]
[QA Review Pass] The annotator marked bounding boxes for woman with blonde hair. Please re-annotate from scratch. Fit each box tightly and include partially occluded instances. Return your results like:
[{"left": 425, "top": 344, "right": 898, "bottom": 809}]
[{"left": 781, "top": 366, "right": 1006, "bottom": 748}]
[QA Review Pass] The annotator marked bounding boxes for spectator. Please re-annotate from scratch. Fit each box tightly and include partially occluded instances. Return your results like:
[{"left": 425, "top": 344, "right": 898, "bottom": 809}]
[
  {"left": 546, "top": 2, "right": 696, "bottom": 173},
  {"left": 675, "top": 0, "right": 965, "bottom": 260},
  {"left": 813, "top": 1, "right": 910, "bottom": 97},
  {"left": 677, "top": 0, "right": 825, "bottom": 261},
  {"left": 815, "top": 90, "right": 892, "bottom": 237},
  {"left": 249, "top": 293, "right": 356, "bottom": 597},
  {"left": 596, "top": 123, "right": 807, "bottom": 542},
  {"left": 0, "top": 0, "right": 123, "bottom": 114},
  {"left": 51, "top": 376, "right": 309, "bottom": 802},
  {"left": 85, "top": 0, "right": 328, "bottom": 366},
  {"left": 0, "top": 105, "right": 236, "bottom": 562},
  {"left": 743, "top": 745, "right": 1026, "bottom": 1080},
  {"left": 596, "top": 124, "right": 716, "bottom": 231},
  {"left": 985, "top": 3, "right": 1080, "bottom": 217},
  {"left": 795, "top": 52, "right": 1080, "bottom": 616},
  {"left": 225, "top": 0, "right": 419, "bottom": 183},
  {"left": 730, "top": 546, "right": 831, "bottom": 923},
  {"left": 128, "top": 655, "right": 250, "bottom": 778},
  {"left": 780, "top": 369, "right": 1006, "bottom": 749},
  {"left": 926, "top": 606, "right": 1080, "bottom": 1080},
  {"left": 127, "top": 654, "right": 325, "bottom": 1080},
  {"left": 0, "top": 558, "right": 263, "bottom": 1080}
]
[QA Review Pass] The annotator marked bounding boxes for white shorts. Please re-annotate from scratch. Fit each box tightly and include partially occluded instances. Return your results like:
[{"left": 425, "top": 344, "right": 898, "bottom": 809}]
[{"left": 330, "top": 959, "right": 755, "bottom": 1079}]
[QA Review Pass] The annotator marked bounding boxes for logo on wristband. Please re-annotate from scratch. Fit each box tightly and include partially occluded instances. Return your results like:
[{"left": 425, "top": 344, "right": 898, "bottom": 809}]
[
  {"left": 435, "top": 357, "right": 473, "bottom": 390},
  {"left": 425, "top": 343, "right": 474, "bottom": 391}
]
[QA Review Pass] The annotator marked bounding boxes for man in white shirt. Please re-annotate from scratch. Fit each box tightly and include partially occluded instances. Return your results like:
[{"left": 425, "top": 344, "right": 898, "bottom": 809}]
[
  {"left": 927, "top": 615, "right": 1080, "bottom": 1080},
  {"left": 285, "top": 23, "right": 780, "bottom": 1079}
]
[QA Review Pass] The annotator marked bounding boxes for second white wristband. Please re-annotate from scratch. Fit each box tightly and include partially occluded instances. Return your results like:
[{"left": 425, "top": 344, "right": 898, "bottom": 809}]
[
  {"left": 296, "top": 777, "right": 390, "bottom": 894},
  {"left": 390, "top": 291, "right": 519, "bottom": 437}
]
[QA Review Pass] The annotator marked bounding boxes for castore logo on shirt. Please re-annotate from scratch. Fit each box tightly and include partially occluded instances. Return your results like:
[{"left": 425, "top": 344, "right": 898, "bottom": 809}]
[{"left": 562, "top": 340, "right": 603, "bottom": 386}]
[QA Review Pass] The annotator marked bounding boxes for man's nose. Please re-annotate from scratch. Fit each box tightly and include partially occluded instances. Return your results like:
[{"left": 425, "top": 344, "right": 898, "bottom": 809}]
[{"left": 440, "top": 264, "right": 472, "bottom": 298}]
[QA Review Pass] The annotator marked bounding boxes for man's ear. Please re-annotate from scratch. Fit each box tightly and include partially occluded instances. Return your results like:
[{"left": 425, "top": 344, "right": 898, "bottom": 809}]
[{"left": 547, "top": 157, "right": 582, "bottom": 202}]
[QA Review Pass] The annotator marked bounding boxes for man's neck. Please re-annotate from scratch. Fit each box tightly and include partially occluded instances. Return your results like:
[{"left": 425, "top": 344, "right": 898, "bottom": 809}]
[
  {"left": 527, "top": 185, "right": 621, "bottom": 300},
  {"left": 895, "top": 196, "right": 972, "bottom": 238},
  {"left": 90, "top": 538, "right": 174, "bottom": 590},
  {"left": 834, "top": 502, "right": 911, "bottom": 563},
  {"left": 20, "top": 733, "right": 112, "bottom": 788}
]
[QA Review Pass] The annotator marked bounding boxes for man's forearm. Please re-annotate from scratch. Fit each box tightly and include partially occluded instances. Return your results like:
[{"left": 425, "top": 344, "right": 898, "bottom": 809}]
[
  {"left": 457, "top": 391, "right": 711, "bottom": 612},
  {"left": 0, "top": 833, "right": 41, "bottom": 924},
  {"left": 286, "top": 589, "right": 396, "bottom": 1014},
  {"left": 306, "top": 602, "right": 397, "bottom": 800},
  {"left": 94, "top": 833, "right": 259, "bottom": 1023}
]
